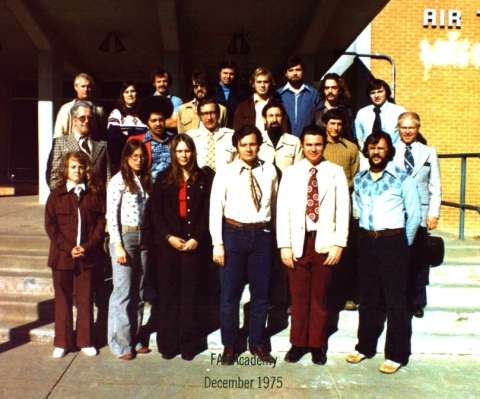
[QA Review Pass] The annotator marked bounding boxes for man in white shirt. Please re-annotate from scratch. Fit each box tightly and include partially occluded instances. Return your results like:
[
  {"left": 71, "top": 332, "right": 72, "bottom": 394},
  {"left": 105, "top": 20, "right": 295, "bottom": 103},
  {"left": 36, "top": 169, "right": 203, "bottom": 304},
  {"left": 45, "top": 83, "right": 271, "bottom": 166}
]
[
  {"left": 53, "top": 73, "right": 105, "bottom": 139},
  {"left": 210, "top": 125, "right": 278, "bottom": 365},
  {"left": 47, "top": 101, "right": 110, "bottom": 190},
  {"left": 187, "top": 98, "right": 236, "bottom": 173},
  {"left": 277, "top": 125, "right": 350, "bottom": 365}
]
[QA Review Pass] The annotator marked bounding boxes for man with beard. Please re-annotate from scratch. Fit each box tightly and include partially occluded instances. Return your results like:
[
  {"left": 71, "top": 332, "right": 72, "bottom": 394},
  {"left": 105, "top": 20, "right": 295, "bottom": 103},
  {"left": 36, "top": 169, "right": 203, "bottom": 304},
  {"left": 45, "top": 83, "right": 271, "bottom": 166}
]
[
  {"left": 347, "top": 131, "right": 420, "bottom": 374},
  {"left": 258, "top": 101, "right": 302, "bottom": 172},
  {"left": 187, "top": 98, "right": 236, "bottom": 173},
  {"left": 278, "top": 56, "right": 321, "bottom": 137},
  {"left": 177, "top": 70, "right": 227, "bottom": 133},
  {"left": 314, "top": 73, "right": 354, "bottom": 141}
]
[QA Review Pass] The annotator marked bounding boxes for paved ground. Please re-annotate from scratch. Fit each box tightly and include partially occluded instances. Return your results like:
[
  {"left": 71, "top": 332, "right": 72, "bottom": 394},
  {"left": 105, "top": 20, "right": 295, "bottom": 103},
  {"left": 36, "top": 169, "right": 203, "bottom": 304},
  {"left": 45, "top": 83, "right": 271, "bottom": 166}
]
[
  {"left": 0, "top": 342, "right": 479, "bottom": 399},
  {"left": 1, "top": 196, "right": 479, "bottom": 398}
]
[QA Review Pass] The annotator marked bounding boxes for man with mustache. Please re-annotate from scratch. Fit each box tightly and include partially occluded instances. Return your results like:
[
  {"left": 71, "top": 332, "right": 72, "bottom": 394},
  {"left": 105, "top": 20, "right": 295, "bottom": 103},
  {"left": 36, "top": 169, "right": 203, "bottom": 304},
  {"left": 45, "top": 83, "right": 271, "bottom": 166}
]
[{"left": 347, "top": 131, "right": 420, "bottom": 374}]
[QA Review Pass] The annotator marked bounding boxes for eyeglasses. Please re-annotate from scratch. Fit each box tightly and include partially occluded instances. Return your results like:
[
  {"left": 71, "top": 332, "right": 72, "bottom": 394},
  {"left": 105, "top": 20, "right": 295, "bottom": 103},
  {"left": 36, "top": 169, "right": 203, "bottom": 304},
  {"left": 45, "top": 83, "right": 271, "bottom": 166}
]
[{"left": 75, "top": 115, "right": 94, "bottom": 122}]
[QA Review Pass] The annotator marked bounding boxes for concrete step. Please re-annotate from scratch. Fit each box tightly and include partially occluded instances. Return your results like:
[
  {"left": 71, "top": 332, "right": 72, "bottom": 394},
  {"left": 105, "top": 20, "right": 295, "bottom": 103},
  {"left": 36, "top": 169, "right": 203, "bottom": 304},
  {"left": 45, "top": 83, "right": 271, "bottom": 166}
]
[
  {"left": 0, "top": 234, "right": 49, "bottom": 253},
  {"left": 0, "top": 293, "right": 53, "bottom": 322},
  {"left": 429, "top": 265, "right": 480, "bottom": 287},
  {"left": 0, "top": 271, "right": 53, "bottom": 296}
]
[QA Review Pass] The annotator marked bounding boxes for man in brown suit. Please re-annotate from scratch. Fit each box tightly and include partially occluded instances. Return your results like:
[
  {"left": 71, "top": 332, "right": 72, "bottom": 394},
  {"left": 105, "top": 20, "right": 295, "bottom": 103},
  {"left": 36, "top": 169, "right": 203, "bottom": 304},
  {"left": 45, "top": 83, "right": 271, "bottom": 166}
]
[{"left": 47, "top": 100, "right": 110, "bottom": 190}]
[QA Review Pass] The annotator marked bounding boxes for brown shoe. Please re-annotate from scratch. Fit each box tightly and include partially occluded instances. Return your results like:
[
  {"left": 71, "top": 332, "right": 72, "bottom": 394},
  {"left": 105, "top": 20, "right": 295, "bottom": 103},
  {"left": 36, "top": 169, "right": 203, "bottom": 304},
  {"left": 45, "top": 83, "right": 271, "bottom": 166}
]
[
  {"left": 221, "top": 347, "right": 238, "bottom": 366},
  {"left": 118, "top": 352, "right": 134, "bottom": 361},
  {"left": 136, "top": 346, "right": 151, "bottom": 354},
  {"left": 249, "top": 345, "right": 275, "bottom": 363}
]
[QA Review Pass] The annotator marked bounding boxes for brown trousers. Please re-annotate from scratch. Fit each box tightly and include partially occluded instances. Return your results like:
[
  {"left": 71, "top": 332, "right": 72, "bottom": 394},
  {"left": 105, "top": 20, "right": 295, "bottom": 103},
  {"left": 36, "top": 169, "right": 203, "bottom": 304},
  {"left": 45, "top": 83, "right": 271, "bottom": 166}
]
[
  {"left": 288, "top": 235, "right": 332, "bottom": 348},
  {"left": 52, "top": 266, "right": 93, "bottom": 349}
]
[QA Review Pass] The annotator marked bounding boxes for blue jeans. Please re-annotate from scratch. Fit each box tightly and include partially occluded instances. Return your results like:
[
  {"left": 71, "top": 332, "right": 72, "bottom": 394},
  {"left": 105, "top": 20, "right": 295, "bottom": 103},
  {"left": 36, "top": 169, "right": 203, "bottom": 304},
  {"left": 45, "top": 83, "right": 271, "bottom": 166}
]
[
  {"left": 108, "top": 231, "right": 148, "bottom": 356},
  {"left": 219, "top": 223, "right": 272, "bottom": 347}
]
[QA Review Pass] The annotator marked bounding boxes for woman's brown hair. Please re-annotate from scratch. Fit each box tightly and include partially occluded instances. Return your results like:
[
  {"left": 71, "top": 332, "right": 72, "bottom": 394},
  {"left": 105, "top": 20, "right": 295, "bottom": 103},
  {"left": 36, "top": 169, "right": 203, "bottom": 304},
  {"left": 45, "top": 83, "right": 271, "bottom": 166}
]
[
  {"left": 56, "top": 151, "right": 102, "bottom": 193},
  {"left": 120, "top": 140, "right": 152, "bottom": 193},
  {"left": 165, "top": 133, "right": 200, "bottom": 186}
]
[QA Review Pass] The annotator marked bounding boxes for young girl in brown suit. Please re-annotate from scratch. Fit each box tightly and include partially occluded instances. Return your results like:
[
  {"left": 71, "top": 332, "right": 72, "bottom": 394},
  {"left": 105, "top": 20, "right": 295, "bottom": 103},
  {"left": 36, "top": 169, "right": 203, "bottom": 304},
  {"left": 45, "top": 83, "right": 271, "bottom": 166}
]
[{"left": 45, "top": 151, "right": 106, "bottom": 358}]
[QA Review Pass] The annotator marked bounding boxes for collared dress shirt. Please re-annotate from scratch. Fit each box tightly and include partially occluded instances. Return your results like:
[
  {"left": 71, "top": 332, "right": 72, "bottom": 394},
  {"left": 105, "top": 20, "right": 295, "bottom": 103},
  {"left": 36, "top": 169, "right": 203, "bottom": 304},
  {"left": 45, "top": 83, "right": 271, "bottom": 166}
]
[
  {"left": 353, "top": 162, "right": 421, "bottom": 245},
  {"left": 209, "top": 158, "right": 278, "bottom": 245},
  {"left": 354, "top": 101, "right": 406, "bottom": 149},
  {"left": 253, "top": 94, "right": 268, "bottom": 132},
  {"left": 106, "top": 172, "right": 149, "bottom": 244},
  {"left": 258, "top": 132, "right": 303, "bottom": 172},
  {"left": 74, "top": 131, "right": 91, "bottom": 155},
  {"left": 66, "top": 180, "right": 86, "bottom": 246},
  {"left": 277, "top": 82, "right": 321, "bottom": 137},
  {"left": 187, "top": 124, "right": 236, "bottom": 171}
]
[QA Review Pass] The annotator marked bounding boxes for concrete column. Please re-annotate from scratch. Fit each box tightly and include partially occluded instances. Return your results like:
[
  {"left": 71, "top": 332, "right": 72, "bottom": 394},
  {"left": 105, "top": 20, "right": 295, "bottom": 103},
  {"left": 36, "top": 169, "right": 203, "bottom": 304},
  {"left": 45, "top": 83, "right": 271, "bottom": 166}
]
[{"left": 38, "top": 50, "right": 62, "bottom": 204}]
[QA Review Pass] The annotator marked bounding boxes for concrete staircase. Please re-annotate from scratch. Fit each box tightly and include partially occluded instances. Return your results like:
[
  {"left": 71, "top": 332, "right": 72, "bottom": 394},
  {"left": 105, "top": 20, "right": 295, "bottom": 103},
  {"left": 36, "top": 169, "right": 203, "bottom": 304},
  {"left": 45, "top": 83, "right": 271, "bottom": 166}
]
[{"left": 0, "top": 226, "right": 479, "bottom": 355}]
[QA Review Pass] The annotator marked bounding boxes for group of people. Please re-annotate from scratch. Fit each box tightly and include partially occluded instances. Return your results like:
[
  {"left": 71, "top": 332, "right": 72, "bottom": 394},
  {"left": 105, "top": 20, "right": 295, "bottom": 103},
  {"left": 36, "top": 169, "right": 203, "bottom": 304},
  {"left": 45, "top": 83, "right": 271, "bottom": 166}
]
[{"left": 44, "top": 55, "right": 441, "bottom": 375}]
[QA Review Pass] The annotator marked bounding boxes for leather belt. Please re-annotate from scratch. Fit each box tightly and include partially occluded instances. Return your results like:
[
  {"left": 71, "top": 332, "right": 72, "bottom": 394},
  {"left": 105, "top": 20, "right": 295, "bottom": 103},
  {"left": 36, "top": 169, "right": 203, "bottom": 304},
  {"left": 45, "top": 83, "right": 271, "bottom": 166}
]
[
  {"left": 360, "top": 228, "right": 404, "bottom": 239},
  {"left": 121, "top": 224, "right": 142, "bottom": 233},
  {"left": 224, "top": 218, "right": 270, "bottom": 230}
]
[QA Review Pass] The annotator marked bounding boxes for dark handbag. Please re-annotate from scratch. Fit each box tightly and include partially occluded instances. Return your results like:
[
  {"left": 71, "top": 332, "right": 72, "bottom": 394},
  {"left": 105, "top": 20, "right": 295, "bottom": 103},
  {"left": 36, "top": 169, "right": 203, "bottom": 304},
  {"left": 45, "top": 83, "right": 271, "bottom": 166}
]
[{"left": 425, "top": 234, "right": 444, "bottom": 267}]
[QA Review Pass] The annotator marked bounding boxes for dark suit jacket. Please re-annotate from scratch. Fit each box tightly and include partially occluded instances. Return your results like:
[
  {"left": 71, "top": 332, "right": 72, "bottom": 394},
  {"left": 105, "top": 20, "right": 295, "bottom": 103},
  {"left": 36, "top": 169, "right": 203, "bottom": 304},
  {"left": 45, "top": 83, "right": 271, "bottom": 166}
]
[
  {"left": 214, "top": 84, "right": 247, "bottom": 128},
  {"left": 233, "top": 95, "right": 290, "bottom": 132},
  {"left": 45, "top": 186, "right": 106, "bottom": 270},
  {"left": 46, "top": 135, "right": 110, "bottom": 190},
  {"left": 149, "top": 167, "right": 213, "bottom": 246}
]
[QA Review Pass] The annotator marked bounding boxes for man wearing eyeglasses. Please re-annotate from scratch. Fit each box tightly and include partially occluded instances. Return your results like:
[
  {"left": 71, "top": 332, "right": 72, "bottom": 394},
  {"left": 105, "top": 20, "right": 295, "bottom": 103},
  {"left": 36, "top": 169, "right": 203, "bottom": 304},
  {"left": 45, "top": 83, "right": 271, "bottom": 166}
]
[
  {"left": 53, "top": 73, "right": 105, "bottom": 139},
  {"left": 177, "top": 70, "right": 227, "bottom": 133},
  {"left": 186, "top": 98, "right": 236, "bottom": 173},
  {"left": 47, "top": 101, "right": 110, "bottom": 189}
]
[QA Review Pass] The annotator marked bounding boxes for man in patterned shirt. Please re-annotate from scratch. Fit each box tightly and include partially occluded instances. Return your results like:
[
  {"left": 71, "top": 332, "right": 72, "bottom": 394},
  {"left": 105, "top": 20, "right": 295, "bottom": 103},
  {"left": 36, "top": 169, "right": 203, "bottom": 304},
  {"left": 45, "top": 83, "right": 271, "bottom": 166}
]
[{"left": 128, "top": 96, "right": 174, "bottom": 182}]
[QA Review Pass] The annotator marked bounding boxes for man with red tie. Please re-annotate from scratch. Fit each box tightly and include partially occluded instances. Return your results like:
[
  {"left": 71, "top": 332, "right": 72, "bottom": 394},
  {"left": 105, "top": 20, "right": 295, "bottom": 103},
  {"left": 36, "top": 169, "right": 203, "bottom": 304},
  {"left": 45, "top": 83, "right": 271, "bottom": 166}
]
[{"left": 276, "top": 125, "right": 350, "bottom": 365}]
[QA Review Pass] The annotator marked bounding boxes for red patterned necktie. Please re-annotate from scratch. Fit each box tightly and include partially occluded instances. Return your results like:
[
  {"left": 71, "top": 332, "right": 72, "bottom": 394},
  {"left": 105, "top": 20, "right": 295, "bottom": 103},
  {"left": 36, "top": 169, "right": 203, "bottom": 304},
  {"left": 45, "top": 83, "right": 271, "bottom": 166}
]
[{"left": 306, "top": 167, "right": 319, "bottom": 222}]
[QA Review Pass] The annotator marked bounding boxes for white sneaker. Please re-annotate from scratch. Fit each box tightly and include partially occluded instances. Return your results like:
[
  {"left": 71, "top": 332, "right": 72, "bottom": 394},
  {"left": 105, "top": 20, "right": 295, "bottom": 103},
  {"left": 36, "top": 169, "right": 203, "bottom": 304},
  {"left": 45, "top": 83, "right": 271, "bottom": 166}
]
[
  {"left": 52, "top": 347, "right": 66, "bottom": 358},
  {"left": 81, "top": 346, "right": 98, "bottom": 357}
]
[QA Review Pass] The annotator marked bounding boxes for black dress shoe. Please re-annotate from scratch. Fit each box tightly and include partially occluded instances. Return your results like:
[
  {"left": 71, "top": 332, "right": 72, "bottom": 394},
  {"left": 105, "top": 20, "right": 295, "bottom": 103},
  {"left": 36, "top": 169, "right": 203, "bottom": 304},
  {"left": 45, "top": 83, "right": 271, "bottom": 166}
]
[
  {"left": 221, "top": 347, "right": 238, "bottom": 365},
  {"left": 413, "top": 307, "right": 424, "bottom": 318},
  {"left": 311, "top": 348, "right": 327, "bottom": 365},
  {"left": 284, "top": 346, "right": 309, "bottom": 363},
  {"left": 161, "top": 351, "right": 178, "bottom": 360},
  {"left": 249, "top": 345, "right": 275, "bottom": 363},
  {"left": 181, "top": 352, "right": 195, "bottom": 361}
]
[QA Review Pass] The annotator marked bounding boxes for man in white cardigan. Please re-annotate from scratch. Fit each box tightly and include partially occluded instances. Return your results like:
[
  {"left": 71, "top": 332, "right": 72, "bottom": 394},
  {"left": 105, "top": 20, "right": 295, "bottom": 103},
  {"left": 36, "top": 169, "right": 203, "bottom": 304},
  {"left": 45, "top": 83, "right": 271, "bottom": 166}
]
[{"left": 276, "top": 125, "right": 350, "bottom": 365}]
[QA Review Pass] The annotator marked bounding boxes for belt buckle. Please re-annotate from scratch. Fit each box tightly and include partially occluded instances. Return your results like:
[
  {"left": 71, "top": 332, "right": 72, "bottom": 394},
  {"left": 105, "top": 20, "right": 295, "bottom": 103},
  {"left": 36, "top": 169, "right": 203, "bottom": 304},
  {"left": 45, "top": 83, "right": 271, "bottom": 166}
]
[{"left": 373, "top": 231, "right": 380, "bottom": 239}]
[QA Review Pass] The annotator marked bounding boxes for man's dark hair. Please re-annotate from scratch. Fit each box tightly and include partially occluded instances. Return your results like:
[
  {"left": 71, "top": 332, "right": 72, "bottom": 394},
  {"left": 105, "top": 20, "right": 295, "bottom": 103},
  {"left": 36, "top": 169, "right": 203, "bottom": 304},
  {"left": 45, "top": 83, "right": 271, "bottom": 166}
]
[
  {"left": 139, "top": 96, "right": 173, "bottom": 122},
  {"left": 362, "top": 131, "right": 396, "bottom": 162},
  {"left": 285, "top": 55, "right": 305, "bottom": 71},
  {"left": 218, "top": 59, "right": 238, "bottom": 74},
  {"left": 261, "top": 99, "right": 286, "bottom": 118},
  {"left": 300, "top": 124, "right": 327, "bottom": 144},
  {"left": 321, "top": 108, "right": 346, "bottom": 126},
  {"left": 197, "top": 97, "right": 220, "bottom": 116},
  {"left": 232, "top": 124, "right": 263, "bottom": 148},
  {"left": 367, "top": 78, "right": 392, "bottom": 100},
  {"left": 152, "top": 67, "right": 171, "bottom": 84},
  {"left": 319, "top": 72, "right": 351, "bottom": 104},
  {"left": 191, "top": 69, "right": 209, "bottom": 87}
]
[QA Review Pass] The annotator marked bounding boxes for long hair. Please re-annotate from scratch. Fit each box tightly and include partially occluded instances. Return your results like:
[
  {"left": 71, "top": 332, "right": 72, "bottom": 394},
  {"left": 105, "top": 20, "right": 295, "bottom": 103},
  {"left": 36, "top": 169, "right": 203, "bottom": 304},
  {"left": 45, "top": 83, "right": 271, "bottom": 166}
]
[
  {"left": 120, "top": 140, "right": 152, "bottom": 193},
  {"left": 56, "top": 151, "right": 101, "bottom": 193},
  {"left": 320, "top": 72, "right": 351, "bottom": 104},
  {"left": 362, "top": 131, "right": 396, "bottom": 162},
  {"left": 118, "top": 81, "right": 140, "bottom": 117},
  {"left": 166, "top": 134, "right": 200, "bottom": 186}
]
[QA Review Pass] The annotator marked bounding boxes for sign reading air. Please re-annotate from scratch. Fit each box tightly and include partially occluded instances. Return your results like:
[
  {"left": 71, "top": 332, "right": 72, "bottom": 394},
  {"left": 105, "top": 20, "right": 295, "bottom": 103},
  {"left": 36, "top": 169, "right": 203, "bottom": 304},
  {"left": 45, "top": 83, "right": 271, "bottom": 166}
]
[{"left": 423, "top": 9, "right": 462, "bottom": 28}]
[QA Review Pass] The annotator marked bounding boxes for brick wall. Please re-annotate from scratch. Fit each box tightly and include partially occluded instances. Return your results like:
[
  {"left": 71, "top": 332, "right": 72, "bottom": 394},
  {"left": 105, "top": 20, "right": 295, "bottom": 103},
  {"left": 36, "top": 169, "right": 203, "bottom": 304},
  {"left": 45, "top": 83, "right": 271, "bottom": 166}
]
[{"left": 370, "top": 0, "right": 480, "bottom": 238}]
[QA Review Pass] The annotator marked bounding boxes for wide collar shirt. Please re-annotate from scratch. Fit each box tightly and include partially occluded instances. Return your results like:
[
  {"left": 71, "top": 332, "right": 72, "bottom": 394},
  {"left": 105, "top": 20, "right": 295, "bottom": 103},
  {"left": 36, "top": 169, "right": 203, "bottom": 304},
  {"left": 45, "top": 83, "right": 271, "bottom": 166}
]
[
  {"left": 277, "top": 82, "right": 320, "bottom": 137},
  {"left": 66, "top": 180, "right": 86, "bottom": 246},
  {"left": 106, "top": 171, "right": 149, "bottom": 244},
  {"left": 253, "top": 94, "right": 268, "bottom": 132},
  {"left": 209, "top": 158, "right": 279, "bottom": 245},
  {"left": 353, "top": 161, "right": 421, "bottom": 245},
  {"left": 258, "top": 132, "right": 303, "bottom": 172}
]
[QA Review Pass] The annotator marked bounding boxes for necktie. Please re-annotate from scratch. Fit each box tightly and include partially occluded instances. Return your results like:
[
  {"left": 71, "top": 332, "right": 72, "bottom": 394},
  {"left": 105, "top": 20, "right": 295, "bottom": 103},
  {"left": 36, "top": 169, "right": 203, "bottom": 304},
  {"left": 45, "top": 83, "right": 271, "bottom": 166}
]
[
  {"left": 80, "top": 137, "right": 91, "bottom": 155},
  {"left": 404, "top": 144, "right": 414, "bottom": 175},
  {"left": 306, "top": 167, "right": 319, "bottom": 222},
  {"left": 247, "top": 167, "right": 262, "bottom": 211},
  {"left": 372, "top": 106, "right": 382, "bottom": 133},
  {"left": 205, "top": 133, "right": 216, "bottom": 171}
]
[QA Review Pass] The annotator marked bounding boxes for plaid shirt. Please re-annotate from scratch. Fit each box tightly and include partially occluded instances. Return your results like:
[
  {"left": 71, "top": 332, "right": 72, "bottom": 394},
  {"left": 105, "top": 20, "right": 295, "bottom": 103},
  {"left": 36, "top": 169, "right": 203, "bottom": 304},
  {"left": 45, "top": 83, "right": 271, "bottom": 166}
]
[{"left": 144, "top": 130, "right": 174, "bottom": 182}]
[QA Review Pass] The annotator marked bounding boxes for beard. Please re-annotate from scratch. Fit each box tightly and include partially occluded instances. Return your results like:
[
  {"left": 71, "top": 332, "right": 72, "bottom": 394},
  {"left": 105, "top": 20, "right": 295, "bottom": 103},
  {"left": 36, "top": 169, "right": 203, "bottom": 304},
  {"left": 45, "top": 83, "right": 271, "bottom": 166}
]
[
  {"left": 267, "top": 124, "right": 282, "bottom": 137},
  {"left": 368, "top": 156, "right": 389, "bottom": 172}
]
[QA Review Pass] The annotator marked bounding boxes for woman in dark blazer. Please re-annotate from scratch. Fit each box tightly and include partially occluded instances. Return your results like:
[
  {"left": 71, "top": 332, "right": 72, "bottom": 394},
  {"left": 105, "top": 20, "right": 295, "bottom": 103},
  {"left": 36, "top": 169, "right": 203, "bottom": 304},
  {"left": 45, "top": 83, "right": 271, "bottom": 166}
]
[
  {"left": 45, "top": 151, "right": 105, "bottom": 358},
  {"left": 149, "top": 133, "right": 213, "bottom": 360}
]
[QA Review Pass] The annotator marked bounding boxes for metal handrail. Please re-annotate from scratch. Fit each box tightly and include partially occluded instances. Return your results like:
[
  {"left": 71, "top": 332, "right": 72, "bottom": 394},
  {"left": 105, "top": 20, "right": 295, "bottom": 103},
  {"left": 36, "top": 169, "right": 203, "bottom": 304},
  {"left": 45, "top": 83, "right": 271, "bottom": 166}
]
[{"left": 438, "top": 153, "right": 480, "bottom": 239}]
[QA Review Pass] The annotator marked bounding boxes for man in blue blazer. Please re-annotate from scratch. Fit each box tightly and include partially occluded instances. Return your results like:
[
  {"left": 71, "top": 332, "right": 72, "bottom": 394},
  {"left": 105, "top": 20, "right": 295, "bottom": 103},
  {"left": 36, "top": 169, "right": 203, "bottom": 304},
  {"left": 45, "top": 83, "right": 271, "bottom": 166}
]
[{"left": 393, "top": 112, "right": 441, "bottom": 318}]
